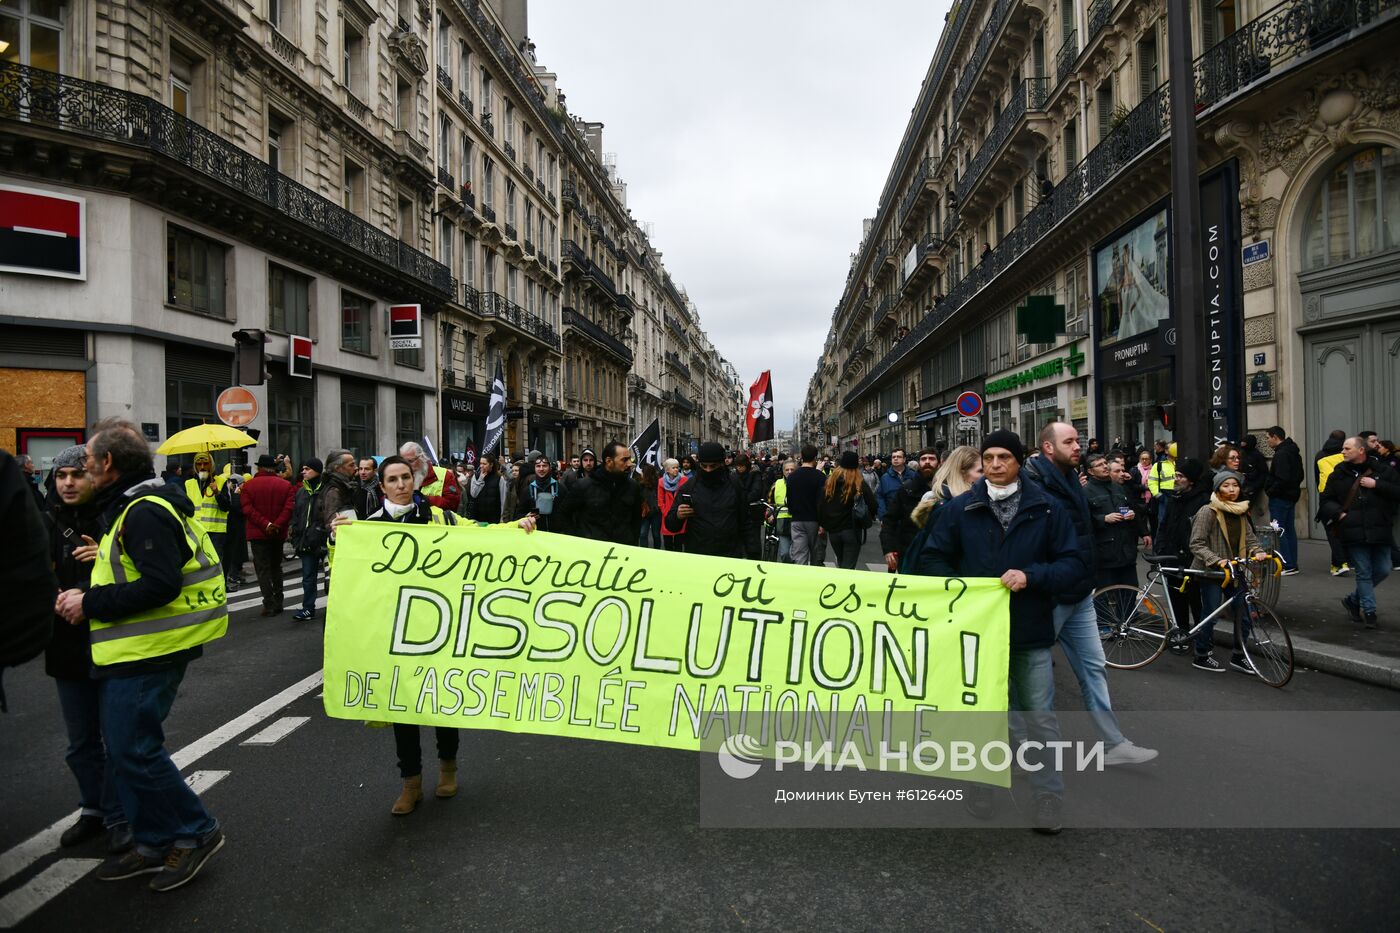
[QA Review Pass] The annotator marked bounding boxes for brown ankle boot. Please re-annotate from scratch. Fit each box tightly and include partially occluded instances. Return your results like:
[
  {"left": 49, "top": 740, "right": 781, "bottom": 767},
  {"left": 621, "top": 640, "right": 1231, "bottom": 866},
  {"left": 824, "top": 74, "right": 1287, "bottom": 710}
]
[
  {"left": 436, "top": 760, "right": 458, "bottom": 798},
  {"left": 391, "top": 775, "right": 423, "bottom": 815}
]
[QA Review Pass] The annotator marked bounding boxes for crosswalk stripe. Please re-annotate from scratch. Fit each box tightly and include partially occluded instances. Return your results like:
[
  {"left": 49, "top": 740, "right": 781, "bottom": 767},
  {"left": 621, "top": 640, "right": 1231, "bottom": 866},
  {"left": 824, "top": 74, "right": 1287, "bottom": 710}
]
[{"left": 241, "top": 717, "right": 310, "bottom": 746}]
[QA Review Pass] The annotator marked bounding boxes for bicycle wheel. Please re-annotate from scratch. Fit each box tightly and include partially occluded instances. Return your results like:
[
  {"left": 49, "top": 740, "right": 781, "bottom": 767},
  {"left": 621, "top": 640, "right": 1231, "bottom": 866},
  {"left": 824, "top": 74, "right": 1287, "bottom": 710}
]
[
  {"left": 1094, "top": 585, "right": 1170, "bottom": 670},
  {"left": 1240, "top": 599, "right": 1294, "bottom": 687}
]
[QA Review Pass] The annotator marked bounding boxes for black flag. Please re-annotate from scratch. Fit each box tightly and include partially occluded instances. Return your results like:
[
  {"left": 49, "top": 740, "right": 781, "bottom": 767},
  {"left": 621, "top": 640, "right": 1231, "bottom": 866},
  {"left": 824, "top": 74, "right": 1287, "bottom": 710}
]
[
  {"left": 630, "top": 417, "right": 661, "bottom": 471},
  {"left": 482, "top": 360, "right": 506, "bottom": 456}
]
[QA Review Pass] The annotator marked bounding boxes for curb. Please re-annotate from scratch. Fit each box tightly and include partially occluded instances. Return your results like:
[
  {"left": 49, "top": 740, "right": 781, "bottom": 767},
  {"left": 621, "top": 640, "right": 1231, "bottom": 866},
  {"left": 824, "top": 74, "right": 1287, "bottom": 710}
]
[{"left": 1288, "top": 634, "right": 1400, "bottom": 690}]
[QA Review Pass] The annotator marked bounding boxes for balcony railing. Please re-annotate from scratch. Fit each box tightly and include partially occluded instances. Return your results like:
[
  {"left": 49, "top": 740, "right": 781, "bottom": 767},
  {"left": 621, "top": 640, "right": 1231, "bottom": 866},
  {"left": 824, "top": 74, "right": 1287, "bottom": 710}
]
[
  {"left": 504, "top": 222, "right": 517, "bottom": 241},
  {"left": 464, "top": 284, "right": 561, "bottom": 349},
  {"left": 667, "top": 389, "right": 697, "bottom": 414},
  {"left": 1088, "top": 0, "right": 1115, "bottom": 43},
  {"left": 457, "top": 90, "right": 473, "bottom": 115},
  {"left": 953, "top": 0, "right": 1014, "bottom": 116},
  {"left": 480, "top": 112, "right": 494, "bottom": 134},
  {"left": 845, "top": 0, "right": 1394, "bottom": 407},
  {"left": 504, "top": 140, "right": 516, "bottom": 160},
  {"left": 436, "top": 65, "right": 453, "bottom": 92},
  {"left": 954, "top": 77, "right": 1046, "bottom": 206},
  {"left": 896, "top": 156, "right": 935, "bottom": 229},
  {"left": 564, "top": 307, "right": 633, "bottom": 363},
  {"left": 562, "top": 238, "right": 586, "bottom": 267},
  {"left": 0, "top": 62, "right": 451, "bottom": 297},
  {"left": 664, "top": 313, "right": 691, "bottom": 348},
  {"left": 1056, "top": 29, "right": 1079, "bottom": 86},
  {"left": 524, "top": 237, "right": 535, "bottom": 255},
  {"left": 664, "top": 350, "right": 692, "bottom": 379},
  {"left": 437, "top": 167, "right": 455, "bottom": 190}
]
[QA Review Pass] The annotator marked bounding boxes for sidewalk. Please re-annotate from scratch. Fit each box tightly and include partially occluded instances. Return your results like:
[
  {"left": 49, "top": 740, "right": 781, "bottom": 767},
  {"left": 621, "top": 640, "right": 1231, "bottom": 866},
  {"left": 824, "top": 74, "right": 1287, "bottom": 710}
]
[{"left": 1179, "top": 538, "right": 1400, "bottom": 689}]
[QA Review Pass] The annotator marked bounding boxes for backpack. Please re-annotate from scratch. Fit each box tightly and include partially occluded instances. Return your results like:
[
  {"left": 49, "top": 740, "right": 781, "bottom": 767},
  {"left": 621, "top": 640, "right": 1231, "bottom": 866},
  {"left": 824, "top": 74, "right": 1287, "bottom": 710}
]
[{"left": 851, "top": 490, "right": 873, "bottom": 529}]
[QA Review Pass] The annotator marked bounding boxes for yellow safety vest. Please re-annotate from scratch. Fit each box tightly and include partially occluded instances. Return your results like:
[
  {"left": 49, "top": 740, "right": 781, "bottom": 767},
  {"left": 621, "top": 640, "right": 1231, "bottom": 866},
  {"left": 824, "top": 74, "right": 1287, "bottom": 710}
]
[
  {"left": 185, "top": 475, "right": 229, "bottom": 534},
  {"left": 88, "top": 495, "right": 228, "bottom": 666},
  {"left": 1148, "top": 460, "right": 1176, "bottom": 496},
  {"left": 771, "top": 478, "right": 791, "bottom": 520}
]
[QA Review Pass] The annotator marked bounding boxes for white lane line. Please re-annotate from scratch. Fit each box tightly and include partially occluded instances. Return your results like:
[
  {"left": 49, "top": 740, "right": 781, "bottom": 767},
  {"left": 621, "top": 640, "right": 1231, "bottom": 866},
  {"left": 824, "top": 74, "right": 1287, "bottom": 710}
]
[
  {"left": 0, "top": 672, "right": 321, "bottom": 888},
  {"left": 0, "top": 771, "right": 229, "bottom": 928},
  {"left": 866, "top": 562, "right": 889, "bottom": 572},
  {"left": 240, "top": 716, "right": 310, "bottom": 746},
  {"left": 0, "top": 859, "right": 101, "bottom": 929}
]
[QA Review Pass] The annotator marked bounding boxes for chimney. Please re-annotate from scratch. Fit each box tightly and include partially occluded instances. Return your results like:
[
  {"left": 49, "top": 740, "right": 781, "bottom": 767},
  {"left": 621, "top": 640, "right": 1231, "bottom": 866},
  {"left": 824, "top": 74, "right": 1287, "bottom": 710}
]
[{"left": 486, "top": 0, "right": 530, "bottom": 54}]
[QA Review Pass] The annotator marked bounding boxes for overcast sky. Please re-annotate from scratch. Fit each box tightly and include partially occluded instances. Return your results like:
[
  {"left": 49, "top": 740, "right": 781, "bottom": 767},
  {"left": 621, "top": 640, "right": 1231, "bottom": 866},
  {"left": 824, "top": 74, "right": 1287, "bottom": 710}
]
[{"left": 529, "top": 0, "right": 954, "bottom": 432}]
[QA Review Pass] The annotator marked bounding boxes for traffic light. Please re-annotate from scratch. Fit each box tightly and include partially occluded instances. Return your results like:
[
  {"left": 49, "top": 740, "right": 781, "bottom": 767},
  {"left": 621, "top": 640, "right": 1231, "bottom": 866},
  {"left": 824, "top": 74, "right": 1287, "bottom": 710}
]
[
  {"left": 233, "top": 329, "right": 268, "bottom": 386},
  {"left": 1158, "top": 402, "right": 1176, "bottom": 431}
]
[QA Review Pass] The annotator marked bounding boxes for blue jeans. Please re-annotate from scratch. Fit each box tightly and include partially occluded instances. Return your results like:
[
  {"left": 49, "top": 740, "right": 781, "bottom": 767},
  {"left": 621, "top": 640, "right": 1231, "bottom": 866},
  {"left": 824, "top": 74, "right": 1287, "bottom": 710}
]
[
  {"left": 301, "top": 553, "right": 323, "bottom": 613},
  {"left": 1053, "top": 596, "right": 1125, "bottom": 748},
  {"left": 55, "top": 677, "right": 124, "bottom": 825},
  {"left": 1196, "top": 582, "right": 1244, "bottom": 658},
  {"left": 1007, "top": 646, "right": 1064, "bottom": 798},
  {"left": 99, "top": 664, "right": 218, "bottom": 856},
  {"left": 1268, "top": 498, "right": 1298, "bottom": 570},
  {"left": 638, "top": 512, "right": 662, "bottom": 549},
  {"left": 1347, "top": 543, "right": 1392, "bottom": 614}
]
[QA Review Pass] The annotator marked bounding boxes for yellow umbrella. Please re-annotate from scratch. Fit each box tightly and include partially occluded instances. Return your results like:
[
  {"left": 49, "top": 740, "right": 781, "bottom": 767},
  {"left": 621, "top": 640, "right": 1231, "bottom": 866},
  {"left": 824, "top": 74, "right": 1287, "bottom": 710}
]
[{"left": 156, "top": 423, "right": 258, "bottom": 456}]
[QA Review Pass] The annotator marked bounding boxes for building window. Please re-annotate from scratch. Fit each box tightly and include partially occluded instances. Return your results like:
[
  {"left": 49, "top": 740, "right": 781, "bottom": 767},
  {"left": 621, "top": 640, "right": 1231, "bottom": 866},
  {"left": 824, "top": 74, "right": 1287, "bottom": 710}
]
[
  {"left": 505, "top": 102, "right": 515, "bottom": 150},
  {"left": 342, "top": 158, "right": 364, "bottom": 215},
  {"left": 396, "top": 77, "right": 414, "bottom": 131},
  {"left": 480, "top": 70, "right": 493, "bottom": 128},
  {"left": 394, "top": 344, "right": 423, "bottom": 369},
  {"left": 396, "top": 389, "right": 424, "bottom": 449},
  {"left": 458, "top": 42, "right": 471, "bottom": 95},
  {"left": 269, "top": 367, "right": 315, "bottom": 469},
  {"left": 440, "top": 217, "right": 453, "bottom": 269},
  {"left": 506, "top": 265, "right": 517, "bottom": 305},
  {"left": 341, "top": 383, "right": 376, "bottom": 457},
  {"left": 398, "top": 196, "right": 414, "bottom": 241},
  {"left": 460, "top": 132, "right": 471, "bottom": 190},
  {"left": 343, "top": 18, "right": 366, "bottom": 97},
  {"left": 269, "top": 0, "right": 282, "bottom": 31},
  {"left": 483, "top": 158, "right": 494, "bottom": 208},
  {"left": 1137, "top": 28, "right": 1159, "bottom": 102},
  {"left": 0, "top": 0, "right": 63, "bottom": 71},
  {"left": 167, "top": 226, "right": 227, "bottom": 318},
  {"left": 438, "top": 112, "right": 451, "bottom": 168},
  {"left": 436, "top": 13, "right": 450, "bottom": 66},
  {"left": 269, "top": 264, "right": 311, "bottom": 335},
  {"left": 170, "top": 49, "right": 196, "bottom": 119},
  {"left": 1302, "top": 146, "right": 1400, "bottom": 271},
  {"left": 1063, "top": 118, "right": 1078, "bottom": 169},
  {"left": 268, "top": 111, "right": 292, "bottom": 175},
  {"left": 341, "top": 290, "right": 372, "bottom": 355},
  {"left": 483, "top": 249, "right": 496, "bottom": 294},
  {"left": 1096, "top": 79, "right": 1114, "bottom": 142},
  {"left": 464, "top": 234, "right": 476, "bottom": 289},
  {"left": 506, "top": 180, "right": 516, "bottom": 226}
]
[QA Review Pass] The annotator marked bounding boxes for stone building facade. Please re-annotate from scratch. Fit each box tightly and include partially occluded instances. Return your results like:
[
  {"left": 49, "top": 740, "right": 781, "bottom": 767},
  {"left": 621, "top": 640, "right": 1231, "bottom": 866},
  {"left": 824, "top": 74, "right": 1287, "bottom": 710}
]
[{"left": 802, "top": 0, "right": 1398, "bottom": 533}]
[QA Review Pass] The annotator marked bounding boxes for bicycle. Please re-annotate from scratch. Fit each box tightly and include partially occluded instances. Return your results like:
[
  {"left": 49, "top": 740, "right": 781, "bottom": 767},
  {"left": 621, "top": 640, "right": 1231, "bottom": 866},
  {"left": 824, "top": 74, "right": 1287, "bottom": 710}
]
[
  {"left": 758, "top": 501, "right": 782, "bottom": 562},
  {"left": 1093, "top": 553, "right": 1294, "bottom": 687}
]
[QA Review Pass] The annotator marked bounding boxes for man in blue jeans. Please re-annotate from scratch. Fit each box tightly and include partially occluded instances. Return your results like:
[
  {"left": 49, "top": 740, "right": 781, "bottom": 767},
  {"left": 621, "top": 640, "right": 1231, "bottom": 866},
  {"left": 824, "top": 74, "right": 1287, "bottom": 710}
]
[
  {"left": 290, "top": 457, "right": 326, "bottom": 622},
  {"left": 1024, "top": 423, "right": 1158, "bottom": 766},
  {"left": 54, "top": 418, "right": 225, "bottom": 891},
  {"left": 915, "top": 430, "right": 1084, "bottom": 833},
  {"left": 1321, "top": 436, "right": 1400, "bottom": 628},
  {"left": 1265, "top": 426, "right": 1304, "bottom": 574}
]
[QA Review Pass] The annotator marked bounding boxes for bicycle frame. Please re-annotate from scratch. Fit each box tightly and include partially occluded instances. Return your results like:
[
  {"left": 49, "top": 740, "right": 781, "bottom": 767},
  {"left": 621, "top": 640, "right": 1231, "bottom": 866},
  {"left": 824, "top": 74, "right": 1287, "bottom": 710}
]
[{"left": 1135, "top": 555, "right": 1276, "bottom": 640}]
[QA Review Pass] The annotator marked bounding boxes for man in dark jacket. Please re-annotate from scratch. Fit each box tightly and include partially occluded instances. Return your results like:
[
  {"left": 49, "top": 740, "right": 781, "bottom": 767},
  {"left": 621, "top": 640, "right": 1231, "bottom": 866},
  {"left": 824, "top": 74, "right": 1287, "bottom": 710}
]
[
  {"left": 1238, "top": 435, "right": 1269, "bottom": 522},
  {"left": 876, "top": 448, "right": 910, "bottom": 521},
  {"left": 44, "top": 445, "right": 129, "bottom": 850},
  {"left": 786, "top": 445, "right": 826, "bottom": 566},
  {"left": 732, "top": 453, "right": 766, "bottom": 559},
  {"left": 557, "top": 442, "right": 642, "bottom": 545},
  {"left": 356, "top": 456, "right": 382, "bottom": 519},
  {"left": 913, "top": 429, "right": 1083, "bottom": 832},
  {"left": 1084, "top": 454, "right": 1144, "bottom": 589},
  {"left": 1022, "top": 423, "right": 1156, "bottom": 767},
  {"left": 1314, "top": 428, "right": 1350, "bottom": 575},
  {"left": 54, "top": 419, "right": 223, "bottom": 890},
  {"left": 1154, "top": 457, "right": 1212, "bottom": 650},
  {"left": 289, "top": 458, "right": 326, "bottom": 622},
  {"left": 240, "top": 454, "right": 295, "bottom": 617},
  {"left": 1265, "top": 426, "right": 1303, "bottom": 574},
  {"left": 0, "top": 449, "right": 56, "bottom": 712},
  {"left": 319, "top": 449, "right": 359, "bottom": 529},
  {"left": 880, "top": 448, "right": 939, "bottom": 572},
  {"left": 1321, "top": 437, "right": 1400, "bottom": 628},
  {"left": 666, "top": 441, "right": 749, "bottom": 558}
]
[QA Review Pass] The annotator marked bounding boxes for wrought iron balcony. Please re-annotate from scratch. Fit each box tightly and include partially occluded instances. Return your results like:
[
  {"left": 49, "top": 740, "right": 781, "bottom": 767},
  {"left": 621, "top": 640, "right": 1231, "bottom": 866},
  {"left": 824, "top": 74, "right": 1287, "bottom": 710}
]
[
  {"left": 664, "top": 314, "right": 691, "bottom": 348},
  {"left": 954, "top": 77, "right": 1047, "bottom": 207},
  {"left": 457, "top": 90, "right": 473, "bottom": 115},
  {"left": 504, "top": 222, "right": 517, "bottom": 241},
  {"left": 436, "top": 65, "right": 453, "bottom": 92},
  {"left": 563, "top": 307, "right": 633, "bottom": 363},
  {"left": 616, "top": 293, "right": 634, "bottom": 314},
  {"left": 461, "top": 186, "right": 475, "bottom": 208},
  {"left": 562, "top": 238, "right": 586, "bottom": 268},
  {"left": 901, "top": 233, "right": 944, "bottom": 292},
  {"left": 953, "top": 0, "right": 1014, "bottom": 116},
  {"left": 481, "top": 204, "right": 496, "bottom": 222},
  {"left": 664, "top": 350, "right": 692, "bottom": 379},
  {"left": 1088, "top": 0, "right": 1115, "bottom": 42},
  {"left": 667, "top": 389, "right": 697, "bottom": 414},
  {"left": 437, "top": 167, "right": 455, "bottom": 190},
  {"left": 896, "top": 156, "right": 936, "bottom": 230},
  {"left": 523, "top": 164, "right": 534, "bottom": 182},
  {"left": 1056, "top": 29, "right": 1079, "bottom": 87},
  {"left": 0, "top": 62, "right": 451, "bottom": 298},
  {"left": 466, "top": 284, "right": 561, "bottom": 350},
  {"left": 536, "top": 177, "right": 548, "bottom": 198},
  {"left": 524, "top": 238, "right": 535, "bottom": 255},
  {"left": 480, "top": 112, "right": 494, "bottom": 134},
  {"left": 562, "top": 178, "right": 579, "bottom": 207},
  {"left": 504, "top": 140, "right": 516, "bottom": 160}
]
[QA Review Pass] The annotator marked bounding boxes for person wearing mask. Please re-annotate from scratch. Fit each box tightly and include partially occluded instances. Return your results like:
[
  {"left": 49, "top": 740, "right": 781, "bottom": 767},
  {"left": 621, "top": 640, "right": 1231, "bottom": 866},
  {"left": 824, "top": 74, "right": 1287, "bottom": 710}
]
[
  {"left": 356, "top": 457, "right": 382, "bottom": 519},
  {"left": 658, "top": 458, "right": 689, "bottom": 551},
  {"left": 1314, "top": 429, "right": 1350, "bottom": 576},
  {"left": 1322, "top": 437, "right": 1400, "bottom": 629},
  {"left": 881, "top": 448, "right": 940, "bottom": 572},
  {"left": 912, "top": 430, "right": 1084, "bottom": 832},
  {"left": 333, "top": 456, "right": 460, "bottom": 815},
  {"left": 184, "top": 452, "right": 232, "bottom": 575},
  {"left": 55, "top": 419, "right": 225, "bottom": 890},
  {"left": 465, "top": 453, "right": 510, "bottom": 523},
  {"left": 1188, "top": 470, "right": 1272, "bottom": 673},
  {"left": 1265, "top": 426, "right": 1304, "bottom": 575},
  {"left": 733, "top": 453, "right": 766, "bottom": 559},
  {"left": 1155, "top": 458, "right": 1212, "bottom": 654},
  {"left": 877, "top": 449, "right": 911, "bottom": 522},
  {"left": 818, "top": 450, "right": 878, "bottom": 570},
  {"left": 399, "top": 441, "right": 460, "bottom": 513},
  {"left": 240, "top": 454, "right": 295, "bottom": 617},
  {"left": 1023, "top": 423, "right": 1157, "bottom": 766},
  {"left": 547, "top": 442, "right": 641, "bottom": 545},
  {"left": 785, "top": 445, "right": 827, "bottom": 566},
  {"left": 516, "top": 455, "right": 566, "bottom": 532},
  {"left": 638, "top": 462, "right": 662, "bottom": 548},
  {"left": 1084, "top": 454, "right": 1146, "bottom": 590},
  {"left": 664, "top": 442, "right": 748, "bottom": 558},
  {"left": 288, "top": 458, "right": 326, "bottom": 623},
  {"left": 44, "top": 445, "right": 129, "bottom": 851},
  {"left": 1238, "top": 435, "right": 1270, "bottom": 523}
]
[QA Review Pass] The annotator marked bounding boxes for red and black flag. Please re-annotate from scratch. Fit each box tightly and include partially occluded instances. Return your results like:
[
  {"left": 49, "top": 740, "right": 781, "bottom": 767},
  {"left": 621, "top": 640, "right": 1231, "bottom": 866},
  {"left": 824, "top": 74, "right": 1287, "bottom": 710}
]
[
  {"left": 0, "top": 185, "right": 84, "bottom": 279},
  {"left": 289, "top": 335, "right": 313, "bottom": 379},
  {"left": 746, "top": 370, "right": 774, "bottom": 443}
]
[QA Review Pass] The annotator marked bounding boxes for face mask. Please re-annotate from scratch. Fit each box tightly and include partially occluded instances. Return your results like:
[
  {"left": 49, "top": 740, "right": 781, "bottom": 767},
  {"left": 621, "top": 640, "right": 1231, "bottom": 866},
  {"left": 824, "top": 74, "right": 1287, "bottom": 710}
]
[
  {"left": 699, "top": 467, "right": 726, "bottom": 487},
  {"left": 198, "top": 470, "right": 210, "bottom": 480}
]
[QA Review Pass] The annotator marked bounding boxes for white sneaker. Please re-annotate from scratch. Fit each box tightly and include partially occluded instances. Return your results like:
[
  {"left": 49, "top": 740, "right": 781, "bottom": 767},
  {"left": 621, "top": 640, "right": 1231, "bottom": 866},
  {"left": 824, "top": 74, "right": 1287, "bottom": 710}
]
[{"left": 1103, "top": 739, "right": 1159, "bottom": 766}]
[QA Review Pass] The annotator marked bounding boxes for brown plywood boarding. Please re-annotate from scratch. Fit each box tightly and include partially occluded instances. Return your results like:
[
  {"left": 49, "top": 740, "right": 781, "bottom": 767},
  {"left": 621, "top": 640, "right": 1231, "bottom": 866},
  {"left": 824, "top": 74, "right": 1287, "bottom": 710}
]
[{"left": 0, "top": 369, "right": 87, "bottom": 451}]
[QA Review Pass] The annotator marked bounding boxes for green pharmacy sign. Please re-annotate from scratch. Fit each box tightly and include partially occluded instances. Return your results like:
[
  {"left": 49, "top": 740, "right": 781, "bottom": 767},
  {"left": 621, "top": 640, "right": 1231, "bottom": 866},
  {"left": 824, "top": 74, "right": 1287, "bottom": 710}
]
[{"left": 985, "top": 344, "right": 1085, "bottom": 396}]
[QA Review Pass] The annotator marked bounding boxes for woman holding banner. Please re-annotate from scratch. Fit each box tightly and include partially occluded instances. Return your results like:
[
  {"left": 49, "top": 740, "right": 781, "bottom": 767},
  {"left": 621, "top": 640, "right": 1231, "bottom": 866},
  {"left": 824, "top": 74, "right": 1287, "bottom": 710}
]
[{"left": 333, "top": 455, "right": 462, "bottom": 815}]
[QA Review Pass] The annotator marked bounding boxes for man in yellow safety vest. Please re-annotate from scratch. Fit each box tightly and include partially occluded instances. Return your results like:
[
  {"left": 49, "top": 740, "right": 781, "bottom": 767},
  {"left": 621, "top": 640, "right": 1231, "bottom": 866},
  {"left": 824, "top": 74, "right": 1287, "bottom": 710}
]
[
  {"left": 55, "top": 418, "right": 226, "bottom": 892},
  {"left": 1148, "top": 442, "right": 1178, "bottom": 527}
]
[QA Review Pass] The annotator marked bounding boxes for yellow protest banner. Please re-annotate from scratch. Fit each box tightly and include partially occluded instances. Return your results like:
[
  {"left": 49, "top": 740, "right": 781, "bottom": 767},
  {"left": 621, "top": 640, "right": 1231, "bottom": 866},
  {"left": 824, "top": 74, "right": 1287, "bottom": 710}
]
[{"left": 323, "top": 523, "right": 1010, "bottom": 780}]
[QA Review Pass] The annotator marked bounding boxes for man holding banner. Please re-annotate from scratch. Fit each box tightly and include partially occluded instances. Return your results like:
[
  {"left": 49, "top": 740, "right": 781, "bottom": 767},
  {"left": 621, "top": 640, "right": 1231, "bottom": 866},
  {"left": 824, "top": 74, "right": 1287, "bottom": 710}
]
[{"left": 912, "top": 429, "right": 1083, "bottom": 834}]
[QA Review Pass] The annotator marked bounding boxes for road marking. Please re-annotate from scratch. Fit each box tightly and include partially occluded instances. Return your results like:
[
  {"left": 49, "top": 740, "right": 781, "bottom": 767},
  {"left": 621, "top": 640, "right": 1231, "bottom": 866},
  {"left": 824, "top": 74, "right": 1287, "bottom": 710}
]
[
  {"left": 241, "top": 716, "right": 310, "bottom": 746},
  {"left": 866, "top": 562, "right": 888, "bottom": 572},
  {"left": 0, "top": 672, "right": 321, "bottom": 888},
  {"left": 0, "top": 771, "right": 229, "bottom": 928},
  {"left": 0, "top": 859, "right": 101, "bottom": 928}
]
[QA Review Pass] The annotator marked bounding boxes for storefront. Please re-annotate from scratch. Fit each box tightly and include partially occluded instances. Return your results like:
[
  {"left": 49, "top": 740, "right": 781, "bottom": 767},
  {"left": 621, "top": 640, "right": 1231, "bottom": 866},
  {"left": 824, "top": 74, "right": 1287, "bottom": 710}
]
[
  {"left": 983, "top": 341, "right": 1089, "bottom": 452},
  {"left": 0, "top": 324, "right": 90, "bottom": 463},
  {"left": 528, "top": 406, "right": 567, "bottom": 462},
  {"left": 442, "top": 389, "right": 488, "bottom": 466}
]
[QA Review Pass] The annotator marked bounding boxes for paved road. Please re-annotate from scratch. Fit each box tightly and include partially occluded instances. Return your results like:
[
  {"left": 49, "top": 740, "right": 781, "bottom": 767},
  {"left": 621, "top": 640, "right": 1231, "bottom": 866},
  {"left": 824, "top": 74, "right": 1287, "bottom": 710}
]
[{"left": 2, "top": 545, "right": 1399, "bottom": 931}]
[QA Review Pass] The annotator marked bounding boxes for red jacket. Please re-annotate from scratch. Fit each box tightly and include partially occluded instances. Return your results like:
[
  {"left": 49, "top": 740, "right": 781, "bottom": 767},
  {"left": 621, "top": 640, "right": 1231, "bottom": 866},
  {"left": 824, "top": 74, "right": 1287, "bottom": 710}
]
[
  {"left": 240, "top": 471, "right": 296, "bottom": 541},
  {"left": 657, "top": 474, "right": 688, "bottom": 537},
  {"left": 420, "top": 465, "right": 461, "bottom": 513}
]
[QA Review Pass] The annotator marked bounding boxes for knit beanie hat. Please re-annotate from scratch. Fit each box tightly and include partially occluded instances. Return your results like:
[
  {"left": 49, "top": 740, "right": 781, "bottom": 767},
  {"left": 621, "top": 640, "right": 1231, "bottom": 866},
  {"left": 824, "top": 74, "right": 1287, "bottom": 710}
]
[
  {"left": 1212, "top": 469, "right": 1244, "bottom": 491},
  {"left": 839, "top": 450, "right": 860, "bottom": 470},
  {"left": 981, "top": 429, "right": 1026, "bottom": 465},
  {"left": 52, "top": 445, "right": 87, "bottom": 471},
  {"left": 1176, "top": 457, "right": 1206, "bottom": 486}
]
